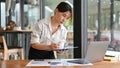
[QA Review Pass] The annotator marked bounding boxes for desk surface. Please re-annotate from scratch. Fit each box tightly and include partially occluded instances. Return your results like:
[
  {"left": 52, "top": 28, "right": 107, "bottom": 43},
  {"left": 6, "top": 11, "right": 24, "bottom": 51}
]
[{"left": 0, "top": 60, "right": 120, "bottom": 68}]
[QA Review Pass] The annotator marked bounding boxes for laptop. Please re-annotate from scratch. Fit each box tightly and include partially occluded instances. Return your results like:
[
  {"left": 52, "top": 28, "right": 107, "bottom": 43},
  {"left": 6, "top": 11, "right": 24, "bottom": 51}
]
[
  {"left": 85, "top": 41, "right": 109, "bottom": 63},
  {"left": 67, "top": 41, "right": 109, "bottom": 64}
]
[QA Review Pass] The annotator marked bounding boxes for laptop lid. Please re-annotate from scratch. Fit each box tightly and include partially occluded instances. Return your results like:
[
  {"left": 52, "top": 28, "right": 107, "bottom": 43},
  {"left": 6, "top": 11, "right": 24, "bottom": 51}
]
[{"left": 85, "top": 41, "right": 109, "bottom": 63}]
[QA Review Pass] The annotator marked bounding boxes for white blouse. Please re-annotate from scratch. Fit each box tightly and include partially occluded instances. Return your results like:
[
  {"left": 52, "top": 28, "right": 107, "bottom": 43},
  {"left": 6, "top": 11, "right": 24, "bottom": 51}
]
[{"left": 31, "top": 18, "right": 68, "bottom": 48}]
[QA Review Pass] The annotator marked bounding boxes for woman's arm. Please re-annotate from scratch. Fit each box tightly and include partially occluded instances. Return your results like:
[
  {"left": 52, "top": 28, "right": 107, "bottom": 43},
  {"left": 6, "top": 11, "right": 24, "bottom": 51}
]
[{"left": 31, "top": 43, "right": 60, "bottom": 50}]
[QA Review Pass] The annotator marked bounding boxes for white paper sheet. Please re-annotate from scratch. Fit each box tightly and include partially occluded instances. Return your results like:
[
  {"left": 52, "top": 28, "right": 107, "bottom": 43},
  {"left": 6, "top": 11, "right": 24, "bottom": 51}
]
[{"left": 26, "top": 59, "right": 93, "bottom": 66}]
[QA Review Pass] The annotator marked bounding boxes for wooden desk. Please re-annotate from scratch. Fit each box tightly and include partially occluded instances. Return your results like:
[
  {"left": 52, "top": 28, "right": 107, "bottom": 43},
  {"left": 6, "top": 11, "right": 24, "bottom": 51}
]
[
  {"left": 0, "top": 30, "right": 32, "bottom": 59},
  {"left": 0, "top": 60, "right": 120, "bottom": 68}
]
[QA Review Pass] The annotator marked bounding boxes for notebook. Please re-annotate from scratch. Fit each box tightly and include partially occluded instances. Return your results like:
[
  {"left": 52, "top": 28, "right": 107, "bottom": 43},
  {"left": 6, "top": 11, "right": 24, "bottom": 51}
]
[{"left": 67, "top": 41, "right": 109, "bottom": 64}]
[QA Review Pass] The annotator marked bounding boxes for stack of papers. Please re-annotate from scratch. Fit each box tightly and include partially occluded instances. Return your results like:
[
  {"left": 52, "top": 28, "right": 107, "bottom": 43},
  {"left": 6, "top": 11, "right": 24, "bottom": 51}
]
[{"left": 26, "top": 59, "right": 93, "bottom": 66}]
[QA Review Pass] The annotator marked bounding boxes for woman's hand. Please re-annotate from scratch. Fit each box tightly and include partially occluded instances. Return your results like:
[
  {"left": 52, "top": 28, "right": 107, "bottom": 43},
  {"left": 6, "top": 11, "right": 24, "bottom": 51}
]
[
  {"left": 50, "top": 43, "right": 60, "bottom": 50},
  {"left": 57, "top": 50, "right": 66, "bottom": 54}
]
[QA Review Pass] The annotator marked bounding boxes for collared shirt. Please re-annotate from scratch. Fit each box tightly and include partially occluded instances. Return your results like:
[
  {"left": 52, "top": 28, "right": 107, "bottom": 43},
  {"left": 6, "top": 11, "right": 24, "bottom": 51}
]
[{"left": 31, "top": 18, "right": 68, "bottom": 46}]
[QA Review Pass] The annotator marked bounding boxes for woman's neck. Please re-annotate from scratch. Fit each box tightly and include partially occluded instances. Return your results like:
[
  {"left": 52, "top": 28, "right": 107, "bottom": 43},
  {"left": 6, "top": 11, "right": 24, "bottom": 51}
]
[
  {"left": 50, "top": 16, "right": 60, "bottom": 34},
  {"left": 51, "top": 16, "right": 60, "bottom": 28}
]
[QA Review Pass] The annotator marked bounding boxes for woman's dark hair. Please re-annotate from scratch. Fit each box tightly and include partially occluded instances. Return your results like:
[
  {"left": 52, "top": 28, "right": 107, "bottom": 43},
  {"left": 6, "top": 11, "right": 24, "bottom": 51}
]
[{"left": 56, "top": 2, "right": 72, "bottom": 13}]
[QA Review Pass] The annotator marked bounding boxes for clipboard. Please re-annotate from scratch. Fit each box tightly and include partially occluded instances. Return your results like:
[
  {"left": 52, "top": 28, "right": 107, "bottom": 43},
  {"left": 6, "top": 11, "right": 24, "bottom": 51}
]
[{"left": 54, "top": 46, "right": 78, "bottom": 51}]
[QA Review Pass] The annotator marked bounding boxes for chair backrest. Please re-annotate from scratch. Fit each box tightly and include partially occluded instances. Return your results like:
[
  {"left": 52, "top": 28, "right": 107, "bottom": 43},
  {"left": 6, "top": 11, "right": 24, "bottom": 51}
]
[
  {"left": 0, "top": 36, "right": 9, "bottom": 60},
  {"left": 0, "top": 36, "right": 8, "bottom": 51},
  {"left": 0, "top": 36, "right": 25, "bottom": 60}
]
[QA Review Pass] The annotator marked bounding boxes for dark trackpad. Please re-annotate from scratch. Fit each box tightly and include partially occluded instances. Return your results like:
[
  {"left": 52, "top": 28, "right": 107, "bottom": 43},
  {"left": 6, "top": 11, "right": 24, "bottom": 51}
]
[{"left": 67, "top": 59, "right": 90, "bottom": 64}]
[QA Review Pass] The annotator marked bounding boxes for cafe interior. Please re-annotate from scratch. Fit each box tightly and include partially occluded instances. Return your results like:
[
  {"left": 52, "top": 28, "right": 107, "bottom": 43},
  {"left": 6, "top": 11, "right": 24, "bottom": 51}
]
[
  {"left": 0, "top": 0, "right": 74, "bottom": 60},
  {"left": 0, "top": 0, "right": 120, "bottom": 68}
]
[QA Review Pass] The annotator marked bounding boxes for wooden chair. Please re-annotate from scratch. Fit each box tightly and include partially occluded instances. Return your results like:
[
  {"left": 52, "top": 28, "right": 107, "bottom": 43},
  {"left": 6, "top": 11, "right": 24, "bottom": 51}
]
[{"left": 0, "top": 36, "right": 24, "bottom": 60}]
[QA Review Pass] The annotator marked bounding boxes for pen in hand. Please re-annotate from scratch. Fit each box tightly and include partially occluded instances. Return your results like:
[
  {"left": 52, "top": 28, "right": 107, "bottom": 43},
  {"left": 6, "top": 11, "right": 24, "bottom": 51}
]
[{"left": 50, "top": 43, "right": 60, "bottom": 50}]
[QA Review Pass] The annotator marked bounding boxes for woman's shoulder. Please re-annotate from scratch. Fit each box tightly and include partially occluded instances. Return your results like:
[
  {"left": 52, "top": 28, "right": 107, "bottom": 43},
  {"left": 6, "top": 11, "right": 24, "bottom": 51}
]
[{"left": 37, "top": 18, "right": 50, "bottom": 24}]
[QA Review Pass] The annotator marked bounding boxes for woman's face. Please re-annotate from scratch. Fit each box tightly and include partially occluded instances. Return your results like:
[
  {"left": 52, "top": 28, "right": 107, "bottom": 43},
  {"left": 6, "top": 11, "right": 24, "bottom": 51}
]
[{"left": 55, "top": 9, "right": 72, "bottom": 24}]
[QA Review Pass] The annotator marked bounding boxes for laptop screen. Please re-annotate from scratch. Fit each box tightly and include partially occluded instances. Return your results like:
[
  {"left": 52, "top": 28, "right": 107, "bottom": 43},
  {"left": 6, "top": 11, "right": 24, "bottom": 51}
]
[{"left": 85, "top": 41, "right": 109, "bottom": 63}]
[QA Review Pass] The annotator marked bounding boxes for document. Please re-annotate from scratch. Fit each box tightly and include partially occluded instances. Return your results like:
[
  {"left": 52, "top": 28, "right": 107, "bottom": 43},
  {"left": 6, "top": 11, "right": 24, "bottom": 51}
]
[{"left": 26, "top": 59, "right": 93, "bottom": 66}]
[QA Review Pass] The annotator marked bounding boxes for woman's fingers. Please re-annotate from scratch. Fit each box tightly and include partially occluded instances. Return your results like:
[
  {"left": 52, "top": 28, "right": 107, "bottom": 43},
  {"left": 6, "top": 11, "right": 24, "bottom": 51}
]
[
  {"left": 57, "top": 50, "right": 65, "bottom": 54},
  {"left": 51, "top": 43, "right": 60, "bottom": 50}
]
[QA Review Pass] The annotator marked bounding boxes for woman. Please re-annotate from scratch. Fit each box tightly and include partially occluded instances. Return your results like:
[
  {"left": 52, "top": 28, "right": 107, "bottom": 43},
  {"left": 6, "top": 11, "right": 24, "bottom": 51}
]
[{"left": 29, "top": 2, "right": 72, "bottom": 59}]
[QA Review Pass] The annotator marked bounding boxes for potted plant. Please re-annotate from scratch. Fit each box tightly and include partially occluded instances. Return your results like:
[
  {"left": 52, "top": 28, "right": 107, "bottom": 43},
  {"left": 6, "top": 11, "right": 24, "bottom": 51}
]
[{"left": 13, "top": 24, "right": 21, "bottom": 30}]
